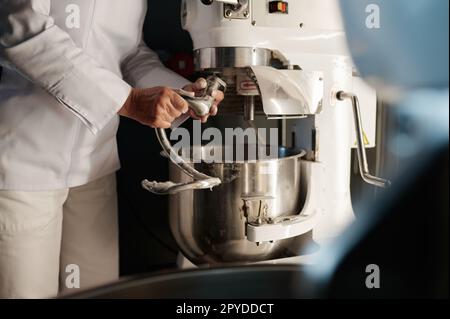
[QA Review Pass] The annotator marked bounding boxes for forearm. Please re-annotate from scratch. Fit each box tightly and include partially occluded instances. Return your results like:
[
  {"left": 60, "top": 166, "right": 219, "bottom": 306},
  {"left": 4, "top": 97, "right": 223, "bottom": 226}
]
[{"left": 121, "top": 40, "right": 190, "bottom": 89}]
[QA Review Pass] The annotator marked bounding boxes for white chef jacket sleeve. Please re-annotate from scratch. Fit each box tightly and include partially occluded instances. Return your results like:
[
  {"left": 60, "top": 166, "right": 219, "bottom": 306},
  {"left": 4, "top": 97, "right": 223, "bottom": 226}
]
[
  {"left": 121, "top": 39, "right": 191, "bottom": 89},
  {"left": 0, "top": 0, "right": 132, "bottom": 134}
]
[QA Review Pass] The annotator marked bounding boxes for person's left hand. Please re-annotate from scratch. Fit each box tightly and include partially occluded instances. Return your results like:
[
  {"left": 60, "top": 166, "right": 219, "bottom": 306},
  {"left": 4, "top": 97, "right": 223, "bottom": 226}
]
[{"left": 182, "top": 78, "right": 225, "bottom": 123}]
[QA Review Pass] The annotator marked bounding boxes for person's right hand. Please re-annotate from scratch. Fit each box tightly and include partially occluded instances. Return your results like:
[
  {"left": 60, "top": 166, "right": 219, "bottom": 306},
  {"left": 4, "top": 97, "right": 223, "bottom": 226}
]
[{"left": 119, "top": 87, "right": 190, "bottom": 128}]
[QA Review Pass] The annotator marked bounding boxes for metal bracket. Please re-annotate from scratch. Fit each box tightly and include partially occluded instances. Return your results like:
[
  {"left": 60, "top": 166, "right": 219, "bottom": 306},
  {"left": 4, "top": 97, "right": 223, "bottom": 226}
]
[
  {"left": 247, "top": 211, "right": 317, "bottom": 243},
  {"left": 224, "top": 0, "right": 250, "bottom": 19}
]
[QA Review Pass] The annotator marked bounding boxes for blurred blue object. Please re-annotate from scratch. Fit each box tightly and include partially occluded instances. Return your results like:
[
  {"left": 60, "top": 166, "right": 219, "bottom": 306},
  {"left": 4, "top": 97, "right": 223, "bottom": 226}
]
[
  {"left": 339, "top": 0, "right": 449, "bottom": 92},
  {"left": 308, "top": 88, "right": 448, "bottom": 296},
  {"left": 304, "top": 0, "right": 449, "bottom": 298}
]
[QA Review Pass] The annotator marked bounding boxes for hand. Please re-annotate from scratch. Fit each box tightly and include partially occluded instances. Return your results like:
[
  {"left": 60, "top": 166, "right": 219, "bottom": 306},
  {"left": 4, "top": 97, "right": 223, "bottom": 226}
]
[
  {"left": 119, "top": 87, "right": 189, "bottom": 129},
  {"left": 183, "top": 78, "right": 225, "bottom": 123}
]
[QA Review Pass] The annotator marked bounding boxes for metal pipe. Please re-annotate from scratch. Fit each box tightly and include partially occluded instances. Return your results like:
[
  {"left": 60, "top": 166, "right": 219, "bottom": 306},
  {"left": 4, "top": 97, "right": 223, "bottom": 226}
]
[
  {"left": 336, "top": 91, "right": 391, "bottom": 188},
  {"left": 244, "top": 96, "right": 255, "bottom": 121}
]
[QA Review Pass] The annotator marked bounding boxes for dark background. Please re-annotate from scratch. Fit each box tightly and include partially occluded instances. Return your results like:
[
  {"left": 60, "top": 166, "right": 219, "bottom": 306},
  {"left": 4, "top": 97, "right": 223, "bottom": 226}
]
[{"left": 117, "top": 0, "right": 192, "bottom": 276}]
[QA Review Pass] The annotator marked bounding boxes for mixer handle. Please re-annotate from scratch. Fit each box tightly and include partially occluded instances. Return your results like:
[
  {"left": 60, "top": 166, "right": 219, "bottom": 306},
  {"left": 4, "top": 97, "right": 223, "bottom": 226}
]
[{"left": 336, "top": 91, "right": 391, "bottom": 188}]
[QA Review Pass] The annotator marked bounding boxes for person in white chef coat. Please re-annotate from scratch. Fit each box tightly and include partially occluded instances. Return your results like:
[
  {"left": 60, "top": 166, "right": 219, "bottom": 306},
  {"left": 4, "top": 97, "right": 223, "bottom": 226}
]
[{"left": 0, "top": 0, "right": 223, "bottom": 298}]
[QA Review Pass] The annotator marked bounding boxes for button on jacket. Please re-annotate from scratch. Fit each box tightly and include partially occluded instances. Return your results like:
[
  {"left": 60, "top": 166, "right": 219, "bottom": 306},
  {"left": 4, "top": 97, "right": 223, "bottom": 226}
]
[{"left": 0, "top": 0, "right": 189, "bottom": 190}]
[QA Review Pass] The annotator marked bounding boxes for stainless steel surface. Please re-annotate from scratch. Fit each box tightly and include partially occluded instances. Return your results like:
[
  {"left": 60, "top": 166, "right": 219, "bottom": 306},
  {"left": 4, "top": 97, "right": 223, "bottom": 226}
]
[
  {"left": 337, "top": 91, "right": 391, "bottom": 188},
  {"left": 244, "top": 96, "right": 255, "bottom": 121},
  {"left": 169, "top": 145, "right": 310, "bottom": 264},
  {"left": 195, "top": 47, "right": 272, "bottom": 70}
]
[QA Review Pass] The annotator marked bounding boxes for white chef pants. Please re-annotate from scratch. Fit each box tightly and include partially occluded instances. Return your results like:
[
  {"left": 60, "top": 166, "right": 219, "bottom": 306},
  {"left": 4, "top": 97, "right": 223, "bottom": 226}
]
[{"left": 0, "top": 174, "right": 119, "bottom": 299}]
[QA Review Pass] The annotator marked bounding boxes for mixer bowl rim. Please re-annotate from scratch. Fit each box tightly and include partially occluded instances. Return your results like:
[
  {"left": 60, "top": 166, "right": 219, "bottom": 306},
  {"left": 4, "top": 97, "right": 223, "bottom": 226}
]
[{"left": 172, "top": 145, "right": 307, "bottom": 164}]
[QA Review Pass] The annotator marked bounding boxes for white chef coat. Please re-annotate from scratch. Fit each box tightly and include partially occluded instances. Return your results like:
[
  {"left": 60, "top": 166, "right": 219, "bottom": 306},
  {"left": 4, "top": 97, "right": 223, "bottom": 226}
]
[{"left": 0, "top": 0, "right": 190, "bottom": 191}]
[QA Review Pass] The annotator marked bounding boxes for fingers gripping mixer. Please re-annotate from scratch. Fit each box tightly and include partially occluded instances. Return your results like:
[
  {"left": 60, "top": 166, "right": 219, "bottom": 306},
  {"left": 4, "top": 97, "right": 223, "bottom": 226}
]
[
  {"left": 179, "top": 76, "right": 227, "bottom": 117},
  {"left": 142, "top": 76, "right": 227, "bottom": 195}
]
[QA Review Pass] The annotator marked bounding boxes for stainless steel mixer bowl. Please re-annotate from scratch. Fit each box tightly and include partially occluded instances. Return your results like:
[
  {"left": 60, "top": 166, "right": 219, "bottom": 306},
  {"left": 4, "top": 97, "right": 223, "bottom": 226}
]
[{"left": 169, "top": 145, "right": 312, "bottom": 265}]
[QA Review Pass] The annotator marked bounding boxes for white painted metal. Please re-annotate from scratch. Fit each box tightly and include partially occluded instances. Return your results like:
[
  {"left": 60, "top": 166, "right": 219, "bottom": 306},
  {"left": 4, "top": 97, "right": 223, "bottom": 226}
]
[{"left": 250, "top": 66, "right": 324, "bottom": 116}]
